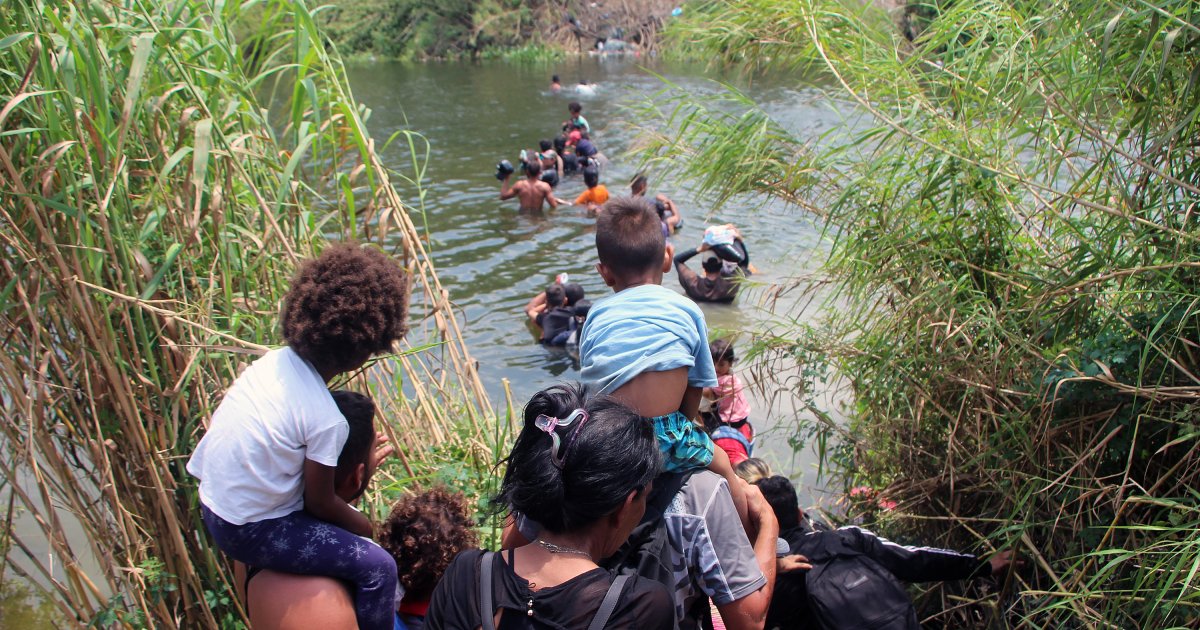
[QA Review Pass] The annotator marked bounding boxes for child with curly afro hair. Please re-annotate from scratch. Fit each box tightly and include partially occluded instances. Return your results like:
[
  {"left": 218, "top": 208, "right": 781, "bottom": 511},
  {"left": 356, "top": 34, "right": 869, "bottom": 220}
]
[
  {"left": 188, "top": 243, "right": 410, "bottom": 630},
  {"left": 378, "top": 488, "right": 478, "bottom": 630}
]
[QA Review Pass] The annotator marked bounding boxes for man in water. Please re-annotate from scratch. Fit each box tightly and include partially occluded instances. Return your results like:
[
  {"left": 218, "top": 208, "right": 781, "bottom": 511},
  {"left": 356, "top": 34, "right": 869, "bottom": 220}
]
[
  {"left": 500, "top": 159, "right": 559, "bottom": 211},
  {"left": 674, "top": 233, "right": 752, "bottom": 303},
  {"left": 550, "top": 74, "right": 561, "bottom": 92}
]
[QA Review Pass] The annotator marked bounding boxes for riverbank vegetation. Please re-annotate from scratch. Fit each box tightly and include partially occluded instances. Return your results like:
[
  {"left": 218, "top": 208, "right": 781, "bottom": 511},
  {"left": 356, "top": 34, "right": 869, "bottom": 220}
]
[
  {"left": 290, "top": 0, "right": 680, "bottom": 60},
  {"left": 648, "top": 0, "right": 1199, "bottom": 626},
  {"left": 0, "top": 0, "right": 495, "bottom": 625}
]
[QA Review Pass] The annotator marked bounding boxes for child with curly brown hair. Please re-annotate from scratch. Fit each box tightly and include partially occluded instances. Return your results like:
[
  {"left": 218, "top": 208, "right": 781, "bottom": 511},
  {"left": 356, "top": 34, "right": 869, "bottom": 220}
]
[
  {"left": 187, "top": 243, "right": 410, "bottom": 630},
  {"left": 377, "top": 488, "right": 478, "bottom": 630}
]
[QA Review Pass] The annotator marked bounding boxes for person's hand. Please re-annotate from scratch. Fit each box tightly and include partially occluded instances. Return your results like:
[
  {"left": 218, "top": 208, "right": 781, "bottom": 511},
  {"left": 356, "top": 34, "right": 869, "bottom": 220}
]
[
  {"left": 989, "top": 550, "right": 1021, "bottom": 575},
  {"left": 369, "top": 432, "right": 394, "bottom": 475},
  {"left": 778, "top": 554, "right": 812, "bottom": 573},
  {"left": 697, "top": 242, "right": 710, "bottom": 252},
  {"left": 655, "top": 193, "right": 670, "bottom": 203}
]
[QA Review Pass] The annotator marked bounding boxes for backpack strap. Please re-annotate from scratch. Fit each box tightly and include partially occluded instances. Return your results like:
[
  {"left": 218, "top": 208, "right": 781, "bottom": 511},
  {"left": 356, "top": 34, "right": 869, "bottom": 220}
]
[
  {"left": 586, "top": 575, "right": 630, "bottom": 630},
  {"left": 602, "top": 471, "right": 694, "bottom": 573},
  {"left": 480, "top": 552, "right": 496, "bottom": 630}
]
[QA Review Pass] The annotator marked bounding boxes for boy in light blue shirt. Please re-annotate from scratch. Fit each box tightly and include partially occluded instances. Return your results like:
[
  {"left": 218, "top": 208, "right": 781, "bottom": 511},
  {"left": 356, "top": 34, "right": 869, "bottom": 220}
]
[{"left": 580, "top": 196, "right": 748, "bottom": 525}]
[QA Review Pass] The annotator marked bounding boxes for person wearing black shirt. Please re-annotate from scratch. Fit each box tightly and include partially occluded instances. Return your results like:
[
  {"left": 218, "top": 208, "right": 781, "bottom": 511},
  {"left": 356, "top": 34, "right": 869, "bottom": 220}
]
[
  {"left": 674, "top": 238, "right": 751, "bottom": 304},
  {"left": 427, "top": 384, "right": 673, "bottom": 630}
]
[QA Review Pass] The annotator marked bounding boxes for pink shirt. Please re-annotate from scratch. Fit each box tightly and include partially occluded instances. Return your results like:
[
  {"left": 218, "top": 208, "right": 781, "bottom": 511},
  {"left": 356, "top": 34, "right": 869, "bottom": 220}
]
[{"left": 714, "top": 373, "right": 751, "bottom": 422}]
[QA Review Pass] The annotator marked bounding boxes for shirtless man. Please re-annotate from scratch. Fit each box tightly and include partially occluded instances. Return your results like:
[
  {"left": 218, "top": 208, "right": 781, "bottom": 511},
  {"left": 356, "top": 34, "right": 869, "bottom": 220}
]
[{"left": 500, "top": 159, "right": 560, "bottom": 211}]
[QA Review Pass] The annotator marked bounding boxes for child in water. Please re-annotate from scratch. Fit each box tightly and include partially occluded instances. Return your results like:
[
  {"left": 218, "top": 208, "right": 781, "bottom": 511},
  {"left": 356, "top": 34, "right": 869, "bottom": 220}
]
[
  {"left": 574, "top": 164, "right": 609, "bottom": 214},
  {"left": 187, "top": 243, "right": 410, "bottom": 630},
  {"left": 579, "top": 196, "right": 749, "bottom": 524}
]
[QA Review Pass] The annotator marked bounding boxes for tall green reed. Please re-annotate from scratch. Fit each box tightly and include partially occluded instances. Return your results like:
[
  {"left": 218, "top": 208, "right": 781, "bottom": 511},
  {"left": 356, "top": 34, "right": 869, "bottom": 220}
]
[
  {"left": 0, "top": 0, "right": 493, "bottom": 625},
  {"left": 644, "top": 0, "right": 1200, "bottom": 626}
]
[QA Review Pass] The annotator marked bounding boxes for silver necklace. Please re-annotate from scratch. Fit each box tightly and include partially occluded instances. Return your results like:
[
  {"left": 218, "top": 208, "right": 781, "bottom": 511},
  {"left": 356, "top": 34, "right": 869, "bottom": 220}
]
[{"left": 534, "top": 539, "right": 592, "bottom": 558}]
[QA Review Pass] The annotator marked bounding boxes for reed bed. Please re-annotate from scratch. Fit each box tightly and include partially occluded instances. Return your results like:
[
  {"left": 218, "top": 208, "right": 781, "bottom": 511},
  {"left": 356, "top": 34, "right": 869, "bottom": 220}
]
[
  {"left": 645, "top": 0, "right": 1200, "bottom": 627},
  {"left": 0, "top": 0, "right": 494, "bottom": 625}
]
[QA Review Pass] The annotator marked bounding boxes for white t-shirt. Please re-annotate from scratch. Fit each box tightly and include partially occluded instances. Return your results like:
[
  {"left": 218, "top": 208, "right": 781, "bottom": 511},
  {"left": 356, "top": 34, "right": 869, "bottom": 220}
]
[{"left": 187, "top": 347, "right": 348, "bottom": 525}]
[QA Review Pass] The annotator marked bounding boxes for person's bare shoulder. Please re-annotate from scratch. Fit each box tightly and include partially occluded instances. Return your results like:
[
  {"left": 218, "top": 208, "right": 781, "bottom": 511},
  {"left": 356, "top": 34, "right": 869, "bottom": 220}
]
[{"left": 247, "top": 571, "right": 357, "bottom": 630}]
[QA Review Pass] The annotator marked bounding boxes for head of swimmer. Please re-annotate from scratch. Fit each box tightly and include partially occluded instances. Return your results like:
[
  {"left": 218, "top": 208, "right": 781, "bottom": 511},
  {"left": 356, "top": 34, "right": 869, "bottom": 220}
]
[
  {"left": 584, "top": 167, "right": 600, "bottom": 189},
  {"left": 539, "top": 139, "right": 553, "bottom": 153},
  {"left": 545, "top": 283, "right": 567, "bottom": 308},
  {"left": 568, "top": 101, "right": 583, "bottom": 117},
  {"left": 594, "top": 196, "right": 673, "bottom": 292},
  {"left": 331, "top": 390, "right": 378, "bottom": 502},
  {"left": 630, "top": 173, "right": 648, "bottom": 196},
  {"left": 522, "top": 158, "right": 542, "bottom": 179},
  {"left": 702, "top": 255, "right": 724, "bottom": 277}
]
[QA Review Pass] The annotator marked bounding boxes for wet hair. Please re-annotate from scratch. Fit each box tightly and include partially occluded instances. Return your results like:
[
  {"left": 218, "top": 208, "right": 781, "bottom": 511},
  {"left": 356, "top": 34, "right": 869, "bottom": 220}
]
[
  {"left": 553, "top": 136, "right": 567, "bottom": 154},
  {"left": 563, "top": 283, "right": 585, "bottom": 306},
  {"left": 595, "top": 196, "right": 665, "bottom": 279},
  {"left": 281, "top": 243, "right": 410, "bottom": 376},
  {"left": 710, "top": 338, "right": 736, "bottom": 364},
  {"left": 568, "top": 101, "right": 583, "bottom": 115},
  {"left": 573, "top": 299, "right": 592, "bottom": 319},
  {"left": 544, "top": 283, "right": 566, "bottom": 307},
  {"left": 539, "top": 139, "right": 553, "bottom": 152},
  {"left": 552, "top": 74, "right": 560, "bottom": 83},
  {"left": 630, "top": 174, "right": 648, "bottom": 195},
  {"left": 331, "top": 390, "right": 376, "bottom": 494},
  {"left": 583, "top": 167, "right": 600, "bottom": 188},
  {"left": 702, "top": 256, "right": 724, "bottom": 274},
  {"left": 495, "top": 383, "right": 660, "bottom": 534},
  {"left": 524, "top": 158, "right": 542, "bottom": 177},
  {"left": 735, "top": 457, "right": 772, "bottom": 484},
  {"left": 756, "top": 476, "right": 801, "bottom": 531},
  {"left": 378, "top": 488, "right": 478, "bottom": 603}
]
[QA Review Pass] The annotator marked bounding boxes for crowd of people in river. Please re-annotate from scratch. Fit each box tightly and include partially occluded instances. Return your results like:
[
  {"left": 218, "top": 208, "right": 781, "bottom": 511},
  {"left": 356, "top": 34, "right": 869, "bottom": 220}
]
[{"left": 186, "top": 84, "right": 1019, "bottom": 630}]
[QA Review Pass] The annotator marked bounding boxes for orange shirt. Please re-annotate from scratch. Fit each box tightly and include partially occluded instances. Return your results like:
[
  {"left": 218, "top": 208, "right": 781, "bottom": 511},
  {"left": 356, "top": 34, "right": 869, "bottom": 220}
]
[{"left": 575, "top": 184, "right": 610, "bottom": 206}]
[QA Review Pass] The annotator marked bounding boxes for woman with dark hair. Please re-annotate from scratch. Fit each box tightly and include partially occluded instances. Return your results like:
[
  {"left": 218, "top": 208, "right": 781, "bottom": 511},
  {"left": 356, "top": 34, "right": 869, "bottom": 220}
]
[{"left": 426, "top": 383, "right": 672, "bottom": 629}]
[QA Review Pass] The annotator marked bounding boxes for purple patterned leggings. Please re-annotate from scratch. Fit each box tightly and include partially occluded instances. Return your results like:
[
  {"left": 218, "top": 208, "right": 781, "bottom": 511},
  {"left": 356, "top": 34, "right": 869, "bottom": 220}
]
[{"left": 201, "top": 504, "right": 397, "bottom": 630}]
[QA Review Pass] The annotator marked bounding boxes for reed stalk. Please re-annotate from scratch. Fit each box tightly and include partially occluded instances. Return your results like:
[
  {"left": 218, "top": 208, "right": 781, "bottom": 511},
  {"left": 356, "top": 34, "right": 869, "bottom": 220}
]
[{"left": 0, "top": 0, "right": 493, "bottom": 625}]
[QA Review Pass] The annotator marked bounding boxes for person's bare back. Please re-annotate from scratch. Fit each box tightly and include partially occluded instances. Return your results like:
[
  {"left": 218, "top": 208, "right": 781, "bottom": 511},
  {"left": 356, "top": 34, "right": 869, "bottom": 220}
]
[{"left": 501, "top": 170, "right": 559, "bottom": 211}]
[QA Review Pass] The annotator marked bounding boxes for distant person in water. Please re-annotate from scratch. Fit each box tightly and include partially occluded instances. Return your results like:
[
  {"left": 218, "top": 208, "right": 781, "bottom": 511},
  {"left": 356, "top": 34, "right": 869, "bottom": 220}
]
[
  {"left": 565, "top": 101, "right": 590, "bottom": 134},
  {"left": 550, "top": 74, "right": 562, "bottom": 93},
  {"left": 575, "top": 81, "right": 597, "bottom": 95},
  {"left": 500, "top": 159, "right": 559, "bottom": 211},
  {"left": 631, "top": 173, "right": 682, "bottom": 233},
  {"left": 554, "top": 135, "right": 579, "bottom": 175},
  {"left": 674, "top": 227, "right": 752, "bottom": 303},
  {"left": 574, "top": 163, "right": 609, "bottom": 214},
  {"left": 536, "top": 139, "right": 563, "bottom": 188},
  {"left": 525, "top": 283, "right": 575, "bottom": 345}
]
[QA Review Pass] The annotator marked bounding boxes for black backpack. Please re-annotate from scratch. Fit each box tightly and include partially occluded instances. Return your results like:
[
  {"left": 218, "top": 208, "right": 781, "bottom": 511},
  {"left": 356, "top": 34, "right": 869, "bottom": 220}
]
[
  {"left": 795, "top": 534, "right": 919, "bottom": 630},
  {"left": 600, "top": 471, "right": 694, "bottom": 589}
]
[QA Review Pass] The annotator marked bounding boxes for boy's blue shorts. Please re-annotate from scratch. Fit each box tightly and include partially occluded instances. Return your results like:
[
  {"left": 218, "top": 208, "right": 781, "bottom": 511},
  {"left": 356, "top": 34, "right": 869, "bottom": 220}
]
[{"left": 648, "top": 411, "right": 715, "bottom": 473}]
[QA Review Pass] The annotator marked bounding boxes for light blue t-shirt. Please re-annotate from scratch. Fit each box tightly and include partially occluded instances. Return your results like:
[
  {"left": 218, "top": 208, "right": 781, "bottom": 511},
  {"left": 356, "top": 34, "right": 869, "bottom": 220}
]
[{"left": 579, "top": 284, "right": 718, "bottom": 395}]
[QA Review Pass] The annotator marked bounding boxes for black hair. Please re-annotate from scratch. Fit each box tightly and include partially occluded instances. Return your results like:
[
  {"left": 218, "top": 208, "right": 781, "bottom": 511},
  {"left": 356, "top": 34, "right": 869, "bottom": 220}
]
[
  {"left": 579, "top": 130, "right": 591, "bottom": 140},
  {"left": 703, "top": 256, "right": 724, "bottom": 274},
  {"left": 573, "top": 299, "right": 592, "bottom": 319},
  {"left": 552, "top": 74, "right": 560, "bottom": 82},
  {"left": 583, "top": 167, "right": 600, "bottom": 188},
  {"left": 563, "top": 283, "right": 584, "bottom": 306},
  {"left": 495, "top": 383, "right": 660, "bottom": 534},
  {"left": 282, "top": 243, "right": 410, "bottom": 376},
  {"left": 595, "top": 196, "right": 665, "bottom": 278},
  {"left": 630, "top": 173, "right": 647, "bottom": 195},
  {"left": 554, "top": 136, "right": 567, "bottom": 154},
  {"left": 332, "top": 390, "right": 376, "bottom": 494},
  {"left": 756, "top": 475, "right": 801, "bottom": 531},
  {"left": 710, "top": 338, "right": 736, "bottom": 364},
  {"left": 539, "top": 139, "right": 552, "bottom": 152},
  {"left": 544, "top": 283, "right": 566, "bottom": 307},
  {"left": 568, "top": 101, "right": 582, "bottom": 114}
]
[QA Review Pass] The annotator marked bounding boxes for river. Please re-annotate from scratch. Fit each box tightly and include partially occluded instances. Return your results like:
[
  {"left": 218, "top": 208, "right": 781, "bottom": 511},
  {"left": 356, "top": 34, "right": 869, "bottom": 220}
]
[{"left": 345, "top": 57, "right": 851, "bottom": 502}]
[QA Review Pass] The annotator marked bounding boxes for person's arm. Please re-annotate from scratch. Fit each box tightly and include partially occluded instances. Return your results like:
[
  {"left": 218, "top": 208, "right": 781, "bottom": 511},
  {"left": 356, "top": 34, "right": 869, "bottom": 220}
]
[
  {"left": 524, "top": 292, "right": 547, "bottom": 325},
  {"left": 302, "top": 460, "right": 372, "bottom": 537},
  {"left": 681, "top": 385, "right": 703, "bottom": 421},
  {"left": 499, "top": 175, "right": 517, "bottom": 200},
  {"left": 841, "top": 526, "right": 987, "bottom": 582},
  {"left": 716, "top": 483, "right": 779, "bottom": 630},
  {"left": 673, "top": 246, "right": 700, "bottom": 266},
  {"left": 658, "top": 194, "right": 681, "bottom": 231},
  {"left": 574, "top": 189, "right": 591, "bottom": 206}
]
